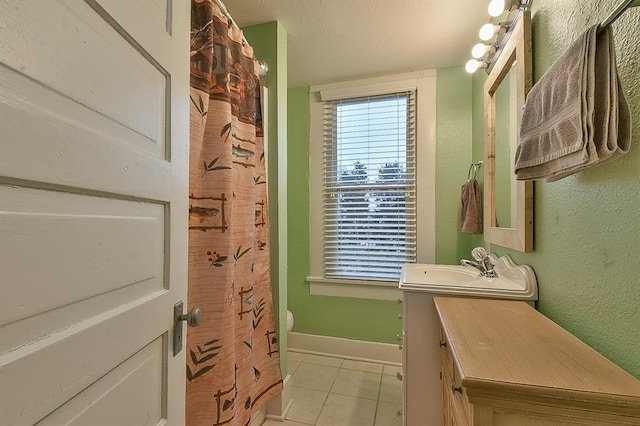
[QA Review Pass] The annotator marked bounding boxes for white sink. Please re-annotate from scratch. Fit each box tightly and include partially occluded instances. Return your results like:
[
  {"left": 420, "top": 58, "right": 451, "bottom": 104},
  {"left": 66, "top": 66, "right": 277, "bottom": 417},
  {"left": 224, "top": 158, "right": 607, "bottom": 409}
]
[
  {"left": 402, "top": 264, "right": 479, "bottom": 284},
  {"left": 399, "top": 254, "right": 537, "bottom": 300}
]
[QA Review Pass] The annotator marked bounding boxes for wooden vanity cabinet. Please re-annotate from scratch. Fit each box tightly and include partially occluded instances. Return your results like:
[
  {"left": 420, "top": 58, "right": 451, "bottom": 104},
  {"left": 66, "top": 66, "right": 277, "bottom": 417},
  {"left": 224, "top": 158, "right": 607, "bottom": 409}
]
[{"left": 434, "top": 297, "right": 640, "bottom": 426}]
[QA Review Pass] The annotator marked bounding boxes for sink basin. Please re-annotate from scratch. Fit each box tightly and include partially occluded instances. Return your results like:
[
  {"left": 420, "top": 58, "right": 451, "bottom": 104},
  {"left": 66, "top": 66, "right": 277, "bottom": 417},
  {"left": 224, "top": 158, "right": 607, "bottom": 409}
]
[
  {"left": 399, "top": 254, "right": 537, "bottom": 300},
  {"left": 402, "top": 265, "right": 479, "bottom": 284}
]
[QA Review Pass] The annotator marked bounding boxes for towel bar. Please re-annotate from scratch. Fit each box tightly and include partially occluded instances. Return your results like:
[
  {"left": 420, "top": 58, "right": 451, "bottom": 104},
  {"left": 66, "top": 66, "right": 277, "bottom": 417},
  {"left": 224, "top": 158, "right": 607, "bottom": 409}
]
[{"left": 599, "top": 0, "right": 640, "bottom": 32}]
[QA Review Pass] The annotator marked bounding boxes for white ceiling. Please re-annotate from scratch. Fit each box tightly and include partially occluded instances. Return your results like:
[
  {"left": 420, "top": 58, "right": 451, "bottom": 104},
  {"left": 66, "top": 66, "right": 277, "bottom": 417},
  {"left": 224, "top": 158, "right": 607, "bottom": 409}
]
[{"left": 222, "top": 0, "right": 492, "bottom": 87}]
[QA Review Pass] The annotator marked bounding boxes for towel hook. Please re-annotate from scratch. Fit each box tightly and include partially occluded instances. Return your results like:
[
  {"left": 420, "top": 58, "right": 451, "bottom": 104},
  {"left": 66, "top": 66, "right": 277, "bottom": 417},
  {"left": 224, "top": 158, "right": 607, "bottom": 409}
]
[{"left": 468, "top": 161, "right": 483, "bottom": 181}]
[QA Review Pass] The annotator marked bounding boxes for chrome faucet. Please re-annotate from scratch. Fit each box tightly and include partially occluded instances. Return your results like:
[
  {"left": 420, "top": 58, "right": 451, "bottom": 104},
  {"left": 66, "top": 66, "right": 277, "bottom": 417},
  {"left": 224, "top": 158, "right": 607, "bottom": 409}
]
[
  {"left": 460, "top": 259, "right": 484, "bottom": 271},
  {"left": 461, "top": 247, "right": 497, "bottom": 278}
]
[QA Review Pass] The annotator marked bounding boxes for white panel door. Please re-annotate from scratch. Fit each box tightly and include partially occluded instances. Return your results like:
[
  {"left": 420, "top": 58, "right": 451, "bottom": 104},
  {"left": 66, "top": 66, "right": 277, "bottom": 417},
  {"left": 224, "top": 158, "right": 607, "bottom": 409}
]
[{"left": 0, "top": 0, "right": 190, "bottom": 424}]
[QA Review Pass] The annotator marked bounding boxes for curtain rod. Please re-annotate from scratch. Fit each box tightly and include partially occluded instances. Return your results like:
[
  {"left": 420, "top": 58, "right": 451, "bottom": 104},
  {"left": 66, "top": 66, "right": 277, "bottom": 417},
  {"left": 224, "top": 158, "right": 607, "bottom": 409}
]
[
  {"left": 599, "top": 0, "right": 640, "bottom": 32},
  {"left": 212, "top": 0, "right": 269, "bottom": 76}
]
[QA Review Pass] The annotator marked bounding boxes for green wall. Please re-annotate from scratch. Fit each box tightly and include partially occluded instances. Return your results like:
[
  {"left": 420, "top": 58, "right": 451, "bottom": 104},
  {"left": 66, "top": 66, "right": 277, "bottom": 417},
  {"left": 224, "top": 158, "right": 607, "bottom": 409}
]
[
  {"left": 472, "top": 1, "right": 640, "bottom": 377},
  {"left": 287, "top": 87, "right": 402, "bottom": 344},
  {"left": 435, "top": 67, "right": 475, "bottom": 264},
  {"left": 287, "top": 68, "right": 476, "bottom": 344},
  {"left": 471, "top": 73, "right": 487, "bottom": 249},
  {"left": 242, "top": 0, "right": 639, "bottom": 380},
  {"left": 243, "top": 21, "right": 288, "bottom": 373},
  {"left": 255, "top": 1, "right": 640, "bottom": 379}
]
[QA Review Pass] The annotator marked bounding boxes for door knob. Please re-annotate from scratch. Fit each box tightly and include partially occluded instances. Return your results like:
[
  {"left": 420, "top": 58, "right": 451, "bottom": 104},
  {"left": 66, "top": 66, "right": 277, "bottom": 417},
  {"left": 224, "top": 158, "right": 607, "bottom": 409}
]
[
  {"left": 178, "top": 307, "right": 202, "bottom": 327},
  {"left": 173, "top": 301, "right": 202, "bottom": 356}
]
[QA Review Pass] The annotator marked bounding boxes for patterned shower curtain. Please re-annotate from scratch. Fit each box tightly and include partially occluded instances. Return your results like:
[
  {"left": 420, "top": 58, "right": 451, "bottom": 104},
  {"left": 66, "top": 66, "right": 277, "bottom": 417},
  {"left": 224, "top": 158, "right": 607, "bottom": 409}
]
[{"left": 187, "top": 1, "right": 283, "bottom": 424}]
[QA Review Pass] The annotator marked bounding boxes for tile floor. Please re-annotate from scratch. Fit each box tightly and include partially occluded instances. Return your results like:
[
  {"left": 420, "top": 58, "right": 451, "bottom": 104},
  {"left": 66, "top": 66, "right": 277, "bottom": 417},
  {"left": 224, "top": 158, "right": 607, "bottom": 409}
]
[{"left": 263, "top": 351, "right": 403, "bottom": 426}]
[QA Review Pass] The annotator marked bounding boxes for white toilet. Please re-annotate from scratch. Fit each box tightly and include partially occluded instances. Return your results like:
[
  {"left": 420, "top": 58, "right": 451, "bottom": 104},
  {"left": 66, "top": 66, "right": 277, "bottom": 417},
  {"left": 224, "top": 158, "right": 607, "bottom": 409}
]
[{"left": 286, "top": 310, "right": 294, "bottom": 332}]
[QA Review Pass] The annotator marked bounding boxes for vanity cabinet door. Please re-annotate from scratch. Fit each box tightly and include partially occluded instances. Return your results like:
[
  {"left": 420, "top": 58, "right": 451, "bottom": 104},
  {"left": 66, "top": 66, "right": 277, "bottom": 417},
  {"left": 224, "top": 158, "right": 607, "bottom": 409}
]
[
  {"left": 441, "top": 327, "right": 471, "bottom": 426},
  {"left": 451, "top": 366, "right": 471, "bottom": 425}
]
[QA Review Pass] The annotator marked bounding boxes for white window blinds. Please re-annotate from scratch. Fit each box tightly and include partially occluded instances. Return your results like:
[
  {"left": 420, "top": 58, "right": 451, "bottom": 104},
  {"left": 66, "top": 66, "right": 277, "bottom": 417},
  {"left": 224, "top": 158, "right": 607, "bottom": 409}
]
[{"left": 323, "top": 91, "right": 417, "bottom": 281}]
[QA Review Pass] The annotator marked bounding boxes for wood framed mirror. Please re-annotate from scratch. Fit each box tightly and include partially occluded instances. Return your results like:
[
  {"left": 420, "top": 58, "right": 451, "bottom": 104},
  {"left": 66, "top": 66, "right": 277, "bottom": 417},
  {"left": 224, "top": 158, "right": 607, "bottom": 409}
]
[{"left": 484, "top": 10, "right": 533, "bottom": 252}]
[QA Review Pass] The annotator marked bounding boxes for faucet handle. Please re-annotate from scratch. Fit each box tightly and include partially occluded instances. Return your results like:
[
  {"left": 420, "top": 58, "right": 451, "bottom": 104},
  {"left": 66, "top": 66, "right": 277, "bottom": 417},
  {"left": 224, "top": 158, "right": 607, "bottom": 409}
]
[{"left": 471, "top": 247, "right": 488, "bottom": 261}]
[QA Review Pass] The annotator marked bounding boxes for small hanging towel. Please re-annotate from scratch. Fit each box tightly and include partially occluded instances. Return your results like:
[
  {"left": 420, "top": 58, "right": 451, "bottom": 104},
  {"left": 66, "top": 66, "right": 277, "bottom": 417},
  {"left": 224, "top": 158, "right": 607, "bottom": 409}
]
[
  {"left": 461, "top": 178, "right": 483, "bottom": 234},
  {"left": 514, "top": 25, "right": 631, "bottom": 181}
]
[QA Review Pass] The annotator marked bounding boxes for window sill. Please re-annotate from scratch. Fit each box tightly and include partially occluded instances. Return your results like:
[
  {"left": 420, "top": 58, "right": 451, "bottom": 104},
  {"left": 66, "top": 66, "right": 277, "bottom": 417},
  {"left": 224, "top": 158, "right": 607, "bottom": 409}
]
[{"left": 306, "top": 276, "right": 402, "bottom": 301}]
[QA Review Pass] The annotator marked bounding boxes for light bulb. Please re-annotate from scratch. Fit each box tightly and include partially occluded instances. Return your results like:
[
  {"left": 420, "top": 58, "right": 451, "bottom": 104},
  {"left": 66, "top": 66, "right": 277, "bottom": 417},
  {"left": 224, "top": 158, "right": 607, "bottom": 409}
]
[
  {"left": 465, "top": 59, "right": 480, "bottom": 74},
  {"left": 472, "top": 43, "right": 488, "bottom": 59},
  {"left": 488, "top": 0, "right": 506, "bottom": 17},
  {"left": 479, "top": 23, "right": 497, "bottom": 41}
]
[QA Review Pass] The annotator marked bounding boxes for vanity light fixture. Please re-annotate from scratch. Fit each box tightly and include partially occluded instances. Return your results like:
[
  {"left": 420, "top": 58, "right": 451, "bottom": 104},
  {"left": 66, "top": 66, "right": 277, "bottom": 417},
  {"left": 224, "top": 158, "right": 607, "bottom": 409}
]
[
  {"left": 471, "top": 43, "right": 497, "bottom": 59},
  {"left": 465, "top": 59, "right": 488, "bottom": 74},
  {"left": 465, "top": 0, "right": 528, "bottom": 75},
  {"left": 479, "top": 22, "right": 510, "bottom": 41},
  {"left": 488, "top": 0, "right": 521, "bottom": 17}
]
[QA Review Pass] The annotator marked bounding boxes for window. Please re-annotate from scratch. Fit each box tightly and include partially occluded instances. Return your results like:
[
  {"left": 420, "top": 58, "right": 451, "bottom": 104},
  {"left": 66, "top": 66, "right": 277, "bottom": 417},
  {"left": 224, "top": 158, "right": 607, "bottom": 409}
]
[
  {"left": 323, "top": 92, "right": 416, "bottom": 281},
  {"left": 308, "top": 72, "right": 436, "bottom": 299}
]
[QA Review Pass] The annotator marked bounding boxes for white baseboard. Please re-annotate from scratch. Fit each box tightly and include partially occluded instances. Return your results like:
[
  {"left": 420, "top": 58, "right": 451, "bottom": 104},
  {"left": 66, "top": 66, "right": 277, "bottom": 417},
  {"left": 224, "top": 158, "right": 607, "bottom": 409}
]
[
  {"left": 265, "top": 373, "right": 293, "bottom": 421},
  {"left": 250, "top": 406, "right": 266, "bottom": 426},
  {"left": 288, "top": 332, "right": 402, "bottom": 365}
]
